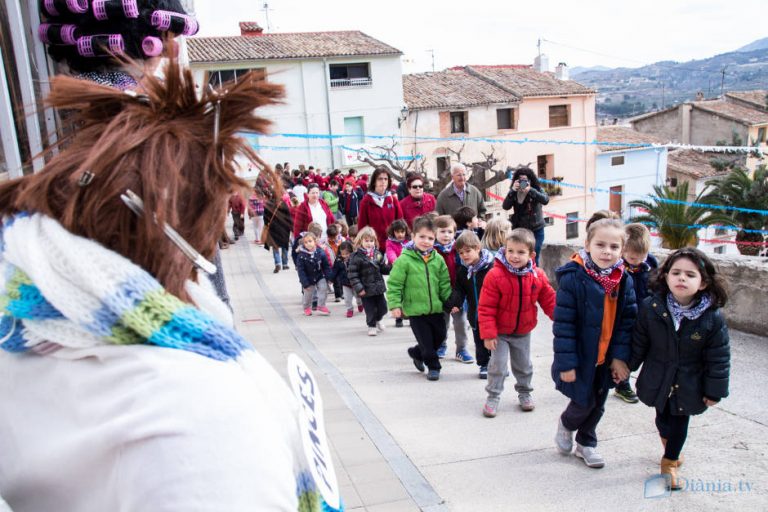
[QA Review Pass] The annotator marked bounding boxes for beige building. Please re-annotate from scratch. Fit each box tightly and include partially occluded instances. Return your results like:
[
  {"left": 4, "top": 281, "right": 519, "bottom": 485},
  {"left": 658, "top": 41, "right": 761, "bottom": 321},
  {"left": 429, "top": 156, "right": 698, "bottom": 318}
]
[{"left": 401, "top": 65, "right": 597, "bottom": 243}]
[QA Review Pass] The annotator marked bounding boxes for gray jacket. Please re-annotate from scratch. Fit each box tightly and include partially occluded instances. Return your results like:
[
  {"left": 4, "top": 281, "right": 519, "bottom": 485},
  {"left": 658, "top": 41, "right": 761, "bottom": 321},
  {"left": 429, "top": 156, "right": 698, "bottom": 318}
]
[{"left": 436, "top": 184, "right": 487, "bottom": 218}]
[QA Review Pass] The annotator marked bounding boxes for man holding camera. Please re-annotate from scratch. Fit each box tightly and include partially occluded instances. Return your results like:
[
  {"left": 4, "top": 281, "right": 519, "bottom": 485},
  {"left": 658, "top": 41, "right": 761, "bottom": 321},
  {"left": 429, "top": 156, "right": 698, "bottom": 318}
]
[{"left": 502, "top": 167, "right": 550, "bottom": 266}]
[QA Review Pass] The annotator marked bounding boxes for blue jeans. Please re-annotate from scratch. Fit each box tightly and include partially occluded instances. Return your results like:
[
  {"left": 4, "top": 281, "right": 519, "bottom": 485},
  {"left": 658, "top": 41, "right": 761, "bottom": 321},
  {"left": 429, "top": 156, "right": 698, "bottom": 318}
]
[
  {"left": 533, "top": 227, "right": 544, "bottom": 267},
  {"left": 272, "top": 247, "right": 288, "bottom": 266}
]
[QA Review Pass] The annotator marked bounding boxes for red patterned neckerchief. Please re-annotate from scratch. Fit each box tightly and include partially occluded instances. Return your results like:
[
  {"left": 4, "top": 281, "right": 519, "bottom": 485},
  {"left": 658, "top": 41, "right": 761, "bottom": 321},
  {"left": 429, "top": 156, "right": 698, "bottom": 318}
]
[{"left": 577, "top": 250, "right": 624, "bottom": 296}]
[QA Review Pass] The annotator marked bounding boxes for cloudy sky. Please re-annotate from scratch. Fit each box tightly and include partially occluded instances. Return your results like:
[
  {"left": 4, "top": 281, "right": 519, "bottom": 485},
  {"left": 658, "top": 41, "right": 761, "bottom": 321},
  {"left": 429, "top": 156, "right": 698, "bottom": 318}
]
[{"left": 191, "top": 0, "right": 765, "bottom": 73}]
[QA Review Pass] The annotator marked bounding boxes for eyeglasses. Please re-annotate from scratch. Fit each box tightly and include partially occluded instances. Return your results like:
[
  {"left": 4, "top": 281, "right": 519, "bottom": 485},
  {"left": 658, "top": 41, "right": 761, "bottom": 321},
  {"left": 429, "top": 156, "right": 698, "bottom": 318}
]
[{"left": 410, "top": 184, "right": 423, "bottom": 189}]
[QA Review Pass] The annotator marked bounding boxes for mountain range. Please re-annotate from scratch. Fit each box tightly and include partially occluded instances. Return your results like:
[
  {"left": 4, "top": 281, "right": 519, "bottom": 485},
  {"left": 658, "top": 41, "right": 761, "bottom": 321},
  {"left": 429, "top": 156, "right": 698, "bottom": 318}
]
[{"left": 571, "top": 38, "right": 768, "bottom": 119}]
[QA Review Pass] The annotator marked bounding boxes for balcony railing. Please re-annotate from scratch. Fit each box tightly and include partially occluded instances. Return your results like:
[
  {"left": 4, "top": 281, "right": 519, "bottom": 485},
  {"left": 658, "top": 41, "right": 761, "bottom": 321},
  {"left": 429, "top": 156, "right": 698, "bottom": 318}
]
[{"left": 330, "top": 77, "right": 373, "bottom": 89}]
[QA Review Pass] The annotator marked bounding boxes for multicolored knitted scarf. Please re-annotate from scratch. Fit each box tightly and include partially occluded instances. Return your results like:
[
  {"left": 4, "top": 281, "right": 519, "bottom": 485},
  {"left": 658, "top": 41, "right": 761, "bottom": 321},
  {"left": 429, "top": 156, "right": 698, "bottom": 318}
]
[
  {"left": 462, "top": 248, "right": 493, "bottom": 278},
  {"left": 0, "top": 212, "right": 342, "bottom": 512},
  {"left": 666, "top": 292, "right": 712, "bottom": 330},
  {"left": 579, "top": 249, "right": 624, "bottom": 296},
  {"left": 624, "top": 259, "right": 651, "bottom": 274},
  {"left": 366, "top": 190, "right": 390, "bottom": 208},
  {"left": 495, "top": 248, "right": 534, "bottom": 276},
  {"left": 404, "top": 241, "right": 434, "bottom": 257},
  {"left": 434, "top": 240, "right": 455, "bottom": 254}
]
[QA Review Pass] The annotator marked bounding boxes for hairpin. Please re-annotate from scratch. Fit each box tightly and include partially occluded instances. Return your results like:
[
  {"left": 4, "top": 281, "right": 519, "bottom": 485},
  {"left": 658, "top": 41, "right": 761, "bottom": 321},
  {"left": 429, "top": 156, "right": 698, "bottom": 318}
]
[
  {"left": 120, "top": 189, "right": 217, "bottom": 275},
  {"left": 43, "top": 0, "right": 88, "bottom": 17},
  {"left": 38, "top": 23, "right": 79, "bottom": 45},
  {"left": 123, "top": 89, "right": 151, "bottom": 104},
  {"left": 141, "top": 36, "right": 163, "bottom": 57},
  {"left": 150, "top": 10, "right": 199, "bottom": 36},
  {"left": 77, "top": 170, "right": 95, "bottom": 187},
  {"left": 77, "top": 34, "right": 124, "bottom": 57},
  {"left": 92, "top": 0, "right": 139, "bottom": 21}
]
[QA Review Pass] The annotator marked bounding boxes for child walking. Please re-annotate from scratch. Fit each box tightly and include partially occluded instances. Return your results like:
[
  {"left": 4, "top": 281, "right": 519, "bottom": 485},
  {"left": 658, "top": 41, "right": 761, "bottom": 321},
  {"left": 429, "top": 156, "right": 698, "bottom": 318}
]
[
  {"left": 478, "top": 229, "right": 555, "bottom": 416},
  {"left": 329, "top": 241, "right": 363, "bottom": 317},
  {"left": 481, "top": 217, "right": 511, "bottom": 254},
  {"left": 295, "top": 232, "right": 332, "bottom": 316},
  {"left": 348, "top": 227, "right": 391, "bottom": 336},
  {"left": 434, "top": 215, "right": 474, "bottom": 363},
  {"left": 385, "top": 219, "right": 410, "bottom": 327},
  {"left": 629, "top": 247, "right": 729, "bottom": 490},
  {"left": 552, "top": 218, "right": 637, "bottom": 469},
  {"left": 444, "top": 230, "right": 496, "bottom": 379},
  {"left": 614, "top": 223, "right": 658, "bottom": 403},
  {"left": 387, "top": 216, "right": 452, "bottom": 381}
]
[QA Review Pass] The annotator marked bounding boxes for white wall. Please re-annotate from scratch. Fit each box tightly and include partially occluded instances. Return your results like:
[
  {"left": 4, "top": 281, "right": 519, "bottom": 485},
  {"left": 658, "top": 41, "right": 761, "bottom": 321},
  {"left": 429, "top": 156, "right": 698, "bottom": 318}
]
[{"left": 595, "top": 147, "right": 667, "bottom": 217}]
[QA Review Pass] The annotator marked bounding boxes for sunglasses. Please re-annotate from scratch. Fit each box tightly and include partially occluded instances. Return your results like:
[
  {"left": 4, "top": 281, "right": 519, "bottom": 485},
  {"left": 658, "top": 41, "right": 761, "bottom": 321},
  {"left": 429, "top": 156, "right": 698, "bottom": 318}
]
[{"left": 410, "top": 184, "right": 424, "bottom": 189}]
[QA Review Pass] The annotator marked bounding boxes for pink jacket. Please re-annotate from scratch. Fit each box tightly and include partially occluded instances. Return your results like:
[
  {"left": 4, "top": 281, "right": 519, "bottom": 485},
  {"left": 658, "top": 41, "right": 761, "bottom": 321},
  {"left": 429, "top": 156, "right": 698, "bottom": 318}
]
[{"left": 385, "top": 238, "right": 406, "bottom": 264}]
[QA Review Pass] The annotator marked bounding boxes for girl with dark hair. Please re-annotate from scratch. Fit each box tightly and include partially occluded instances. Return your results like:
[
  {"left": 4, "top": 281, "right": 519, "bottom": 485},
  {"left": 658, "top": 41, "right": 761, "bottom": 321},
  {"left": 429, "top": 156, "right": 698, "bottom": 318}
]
[
  {"left": 0, "top": 60, "right": 341, "bottom": 512},
  {"left": 357, "top": 166, "right": 403, "bottom": 250},
  {"left": 502, "top": 166, "right": 549, "bottom": 266},
  {"left": 629, "top": 247, "right": 730, "bottom": 491}
]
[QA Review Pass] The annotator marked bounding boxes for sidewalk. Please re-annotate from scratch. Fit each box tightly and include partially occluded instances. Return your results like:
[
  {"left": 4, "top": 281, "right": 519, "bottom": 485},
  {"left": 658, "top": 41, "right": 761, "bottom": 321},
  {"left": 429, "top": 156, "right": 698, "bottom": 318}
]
[{"left": 222, "top": 233, "right": 767, "bottom": 512}]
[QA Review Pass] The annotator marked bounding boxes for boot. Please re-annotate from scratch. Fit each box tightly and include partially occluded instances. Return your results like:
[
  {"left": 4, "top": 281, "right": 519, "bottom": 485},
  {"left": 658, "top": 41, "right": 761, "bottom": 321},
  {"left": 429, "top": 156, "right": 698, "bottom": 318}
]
[
  {"left": 660, "top": 457, "right": 683, "bottom": 490},
  {"left": 273, "top": 265, "right": 280, "bottom": 274},
  {"left": 660, "top": 437, "right": 684, "bottom": 467}
]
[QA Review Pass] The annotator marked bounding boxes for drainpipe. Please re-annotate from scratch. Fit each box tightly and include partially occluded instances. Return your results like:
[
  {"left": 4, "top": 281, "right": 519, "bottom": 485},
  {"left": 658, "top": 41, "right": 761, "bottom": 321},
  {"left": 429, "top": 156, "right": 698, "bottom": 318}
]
[
  {"left": 583, "top": 97, "right": 589, "bottom": 224},
  {"left": 299, "top": 62, "right": 312, "bottom": 166},
  {"left": 322, "top": 58, "right": 335, "bottom": 168}
]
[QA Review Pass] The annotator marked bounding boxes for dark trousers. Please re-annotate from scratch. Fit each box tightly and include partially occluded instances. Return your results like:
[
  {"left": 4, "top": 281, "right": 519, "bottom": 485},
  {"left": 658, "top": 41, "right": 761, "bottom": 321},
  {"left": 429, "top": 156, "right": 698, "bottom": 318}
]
[
  {"left": 231, "top": 211, "right": 245, "bottom": 238},
  {"left": 362, "top": 294, "right": 387, "bottom": 327},
  {"left": 656, "top": 401, "right": 690, "bottom": 461},
  {"left": 333, "top": 276, "right": 344, "bottom": 299},
  {"left": 533, "top": 227, "right": 544, "bottom": 267},
  {"left": 471, "top": 327, "right": 491, "bottom": 367},
  {"left": 560, "top": 364, "right": 610, "bottom": 448},
  {"left": 408, "top": 314, "right": 448, "bottom": 371}
]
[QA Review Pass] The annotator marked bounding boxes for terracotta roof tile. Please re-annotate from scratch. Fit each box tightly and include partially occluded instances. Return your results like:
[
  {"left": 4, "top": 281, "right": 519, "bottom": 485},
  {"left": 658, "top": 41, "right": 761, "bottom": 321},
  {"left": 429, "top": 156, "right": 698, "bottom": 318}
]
[
  {"left": 466, "top": 65, "right": 595, "bottom": 97},
  {"left": 725, "top": 90, "right": 768, "bottom": 111},
  {"left": 667, "top": 149, "right": 739, "bottom": 179},
  {"left": 403, "top": 68, "right": 519, "bottom": 110},
  {"left": 692, "top": 99, "right": 768, "bottom": 126},
  {"left": 597, "top": 126, "right": 664, "bottom": 152},
  {"left": 187, "top": 31, "right": 402, "bottom": 62}
]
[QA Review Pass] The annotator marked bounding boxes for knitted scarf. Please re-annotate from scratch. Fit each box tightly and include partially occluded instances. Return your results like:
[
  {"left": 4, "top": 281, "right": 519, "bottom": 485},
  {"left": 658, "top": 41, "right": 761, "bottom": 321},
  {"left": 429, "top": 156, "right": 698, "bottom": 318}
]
[
  {"left": 0, "top": 212, "right": 342, "bottom": 512},
  {"left": 666, "top": 292, "right": 712, "bottom": 331},
  {"left": 404, "top": 241, "right": 434, "bottom": 257},
  {"left": 462, "top": 248, "right": 493, "bottom": 278},
  {"left": 624, "top": 259, "right": 651, "bottom": 274},
  {"left": 366, "top": 190, "right": 389, "bottom": 208},
  {"left": 579, "top": 249, "right": 624, "bottom": 296},
  {"left": 363, "top": 247, "right": 376, "bottom": 260},
  {"left": 434, "top": 240, "right": 455, "bottom": 254},
  {"left": 495, "top": 248, "right": 534, "bottom": 276}
]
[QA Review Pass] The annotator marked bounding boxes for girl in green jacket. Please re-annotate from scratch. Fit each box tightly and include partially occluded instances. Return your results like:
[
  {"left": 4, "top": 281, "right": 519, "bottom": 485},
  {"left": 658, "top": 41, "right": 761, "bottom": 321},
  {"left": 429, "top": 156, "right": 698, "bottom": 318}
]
[{"left": 387, "top": 216, "right": 452, "bottom": 381}]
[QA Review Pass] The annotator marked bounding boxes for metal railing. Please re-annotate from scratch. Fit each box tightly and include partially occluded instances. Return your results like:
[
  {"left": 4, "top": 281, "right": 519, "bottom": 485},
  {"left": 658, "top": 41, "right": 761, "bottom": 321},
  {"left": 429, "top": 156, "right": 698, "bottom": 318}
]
[{"left": 329, "top": 77, "right": 373, "bottom": 88}]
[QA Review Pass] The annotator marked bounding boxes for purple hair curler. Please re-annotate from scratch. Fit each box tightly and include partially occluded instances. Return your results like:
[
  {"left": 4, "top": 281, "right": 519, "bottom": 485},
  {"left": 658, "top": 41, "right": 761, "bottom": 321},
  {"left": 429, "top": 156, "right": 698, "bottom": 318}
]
[
  {"left": 150, "top": 10, "right": 199, "bottom": 36},
  {"left": 141, "top": 36, "right": 163, "bottom": 57},
  {"left": 67, "top": 0, "right": 88, "bottom": 13},
  {"left": 42, "top": 0, "right": 88, "bottom": 16},
  {"left": 38, "top": 23, "right": 79, "bottom": 45},
  {"left": 77, "top": 34, "right": 125, "bottom": 57},
  {"left": 42, "top": 0, "right": 60, "bottom": 17},
  {"left": 92, "top": 0, "right": 139, "bottom": 21}
]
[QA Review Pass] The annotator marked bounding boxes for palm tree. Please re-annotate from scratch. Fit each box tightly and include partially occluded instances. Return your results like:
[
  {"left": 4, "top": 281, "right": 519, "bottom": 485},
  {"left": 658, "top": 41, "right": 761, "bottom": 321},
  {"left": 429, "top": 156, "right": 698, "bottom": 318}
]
[
  {"left": 703, "top": 165, "right": 768, "bottom": 256},
  {"left": 629, "top": 182, "right": 714, "bottom": 249}
]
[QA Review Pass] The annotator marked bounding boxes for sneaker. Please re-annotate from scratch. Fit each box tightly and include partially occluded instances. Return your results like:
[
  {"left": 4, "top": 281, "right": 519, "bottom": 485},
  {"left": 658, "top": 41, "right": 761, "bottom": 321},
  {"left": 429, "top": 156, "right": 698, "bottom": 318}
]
[
  {"left": 575, "top": 443, "right": 605, "bottom": 469},
  {"left": 282, "top": 265, "right": 290, "bottom": 270},
  {"left": 614, "top": 386, "right": 639, "bottom": 404},
  {"left": 334, "top": 297, "right": 342, "bottom": 303},
  {"left": 455, "top": 349, "right": 475, "bottom": 364},
  {"left": 346, "top": 309, "right": 354, "bottom": 318},
  {"left": 395, "top": 318, "right": 403, "bottom": 328},
  {"left": 303, "top": 308, "right": 312, "bottom": 316},
  {"left": 482, "top": 401, "right": 498, "bottom": 418},
  {"left": 316, "top": 306, "right": 330, "bottom": 316},
  {"left": 427, "top": 369, "right": 440, "bottom": 381},
  {"left": 358, "top": 305, "right": 364, "bottom": 313},
  {"left": 555, "top": 418, "right": 574, "bottom": 455},
  {"left": 376, "top": 321, "right": 385, "bottom": 333},
  {"left": 519, "top": 394, "right": 535, "bottom": 412},
  {"left": 478, "top": 366, "right": 488, "bottom": 379},
  {"left": 436, "top": 344, "right": 447, "bottom": 359},
  {"left": 367, "top": 327, "right": 377, "bottom": 336}
]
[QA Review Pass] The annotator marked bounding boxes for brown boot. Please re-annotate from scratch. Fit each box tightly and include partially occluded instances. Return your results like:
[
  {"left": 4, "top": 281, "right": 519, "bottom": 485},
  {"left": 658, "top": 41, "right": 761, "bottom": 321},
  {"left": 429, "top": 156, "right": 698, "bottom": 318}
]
[
  {"left": 273, "top": 265, "right": 280, "bottom": 273},
  {"left": 660, "top": 437, "right": 684, "bottom": 467},
  {"left": 660, "top": 457, "right": 683, "bottom": 490}
]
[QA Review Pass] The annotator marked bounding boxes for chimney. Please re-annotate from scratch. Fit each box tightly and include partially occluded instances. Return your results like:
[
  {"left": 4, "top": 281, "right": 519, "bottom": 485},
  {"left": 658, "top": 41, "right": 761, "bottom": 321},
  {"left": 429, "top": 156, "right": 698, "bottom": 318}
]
[
  {"left": 555, "top": 62, "right": 569, "bottom": 81},
  {"left": 239, "top": 21, "right": 264, "bottom": 36},
  {"left": 695, "top": 91, "right": 704, "bottom": 101},
  {"left": 534, "top": 53, "right": 549, "bottom": 73}
]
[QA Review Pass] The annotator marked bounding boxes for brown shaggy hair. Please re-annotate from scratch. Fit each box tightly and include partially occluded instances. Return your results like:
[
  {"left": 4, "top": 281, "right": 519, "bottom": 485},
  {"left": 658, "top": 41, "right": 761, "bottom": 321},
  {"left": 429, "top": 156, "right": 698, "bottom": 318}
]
[{"left": 0, "top": 59, "right": 284, "bottom": 301}]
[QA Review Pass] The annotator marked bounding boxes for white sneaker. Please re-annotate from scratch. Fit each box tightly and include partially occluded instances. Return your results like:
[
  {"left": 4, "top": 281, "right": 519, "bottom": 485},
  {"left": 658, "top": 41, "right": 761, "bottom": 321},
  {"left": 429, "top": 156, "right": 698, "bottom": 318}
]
[
  {"left": 376, "top": 321, "right": 385, "bottom": 333},
  {"left": 555, "top": 418, "right": 574, "bottom": 455},
  {"left": 575, "top": 443, "right": 605, "bottom": 468},
  {"left": 368, "top": 327, "right": 378, "bottom": 336}
]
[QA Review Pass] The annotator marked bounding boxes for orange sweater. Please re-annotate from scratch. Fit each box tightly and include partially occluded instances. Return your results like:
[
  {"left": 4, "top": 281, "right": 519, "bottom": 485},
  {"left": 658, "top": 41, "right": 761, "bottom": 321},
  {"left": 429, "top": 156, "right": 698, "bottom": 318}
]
[{"left": 572, "top": 254, "right": 618, "bottom": 365}]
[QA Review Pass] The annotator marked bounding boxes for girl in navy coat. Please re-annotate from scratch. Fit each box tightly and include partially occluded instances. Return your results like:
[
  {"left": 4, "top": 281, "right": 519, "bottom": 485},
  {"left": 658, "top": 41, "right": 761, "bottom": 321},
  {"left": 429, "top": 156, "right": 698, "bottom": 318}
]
[
  {"left": 552, "top": 218, "right": 637, "bottom": 469},
  {"left": 295, "top": 233, "right": 332, "bottom": 316},
  {"left": 629, "top": 247, "right": 729, "bottom": 490}
]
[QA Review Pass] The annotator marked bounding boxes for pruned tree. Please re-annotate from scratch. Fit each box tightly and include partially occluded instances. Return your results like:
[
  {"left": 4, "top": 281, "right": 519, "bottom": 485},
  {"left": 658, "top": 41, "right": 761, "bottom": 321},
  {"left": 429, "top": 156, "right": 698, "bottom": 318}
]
[
  {"left": 355, "top": 138, "right": 431, "bottom": 188},
  {"left": 446, "top": 143, "right": 510, "bottom": 196}
]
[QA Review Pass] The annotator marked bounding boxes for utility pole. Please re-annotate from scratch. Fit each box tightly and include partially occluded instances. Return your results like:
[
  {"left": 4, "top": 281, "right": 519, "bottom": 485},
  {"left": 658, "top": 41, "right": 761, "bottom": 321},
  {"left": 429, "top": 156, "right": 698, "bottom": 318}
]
[
  {"left": 426, "top": 49, "right": 435, "bottom": 72},
  {"left": 661, "top": 81, "right": 665, "bottom": 109},
  {"left": 262, "top": 2, "right": 273, "bottom": 31},
  {"left": 720, "top": 66, "right": 727, "bottom": 98}
]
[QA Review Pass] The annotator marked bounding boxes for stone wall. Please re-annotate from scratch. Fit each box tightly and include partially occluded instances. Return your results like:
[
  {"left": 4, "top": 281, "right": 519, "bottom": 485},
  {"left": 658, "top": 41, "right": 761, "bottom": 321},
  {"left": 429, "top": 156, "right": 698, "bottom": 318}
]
[{"left": 539, "top": 242, "right": 767, "bottom": 336}]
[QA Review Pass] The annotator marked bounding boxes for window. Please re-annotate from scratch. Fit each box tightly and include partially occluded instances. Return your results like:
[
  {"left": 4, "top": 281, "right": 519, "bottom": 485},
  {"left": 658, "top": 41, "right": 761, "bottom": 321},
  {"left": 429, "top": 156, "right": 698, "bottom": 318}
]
[
  {"left": 436, "top": 156, "right": 449, "bottom": 175},
  {"left": 566, "top": 212, "right": 579, "bottom": 239},
  {"left": 207, "top": 68, "right": 266, "bottom": 88},
  {"left": 714, "top": 226, "right": 728, "bottom": 236},
  {"left": 496, "top": 108, "right": 516, "bottom": 130},
  {"left": 549, "top": 105, "right": 570, "bottom": 127},
  {"left": 758, "top": 127, "right": 767, "bottom": 143},
  {"left": 450, "top": 111, "right": 468, "bottom": 133},
  {"left": 714, "top": 246, "right": 725, "bottom": 254},
  {"left": 537, "top": 154, "right": 554, "bottom": 180},
  {"left": 609, "top": 186, "right": 623, "bottom": 213},
  {"left": 329, "top": 63, "right": 372, "bottom": 88},
  {"left": 343, "top": 116, "right": 365, "bottom": 144},
  {"left": 611, "top": 155, "right": 625, "bottom": 166},
  {"left": 544, "top": 216, "right": 554, "bottom": 226}
]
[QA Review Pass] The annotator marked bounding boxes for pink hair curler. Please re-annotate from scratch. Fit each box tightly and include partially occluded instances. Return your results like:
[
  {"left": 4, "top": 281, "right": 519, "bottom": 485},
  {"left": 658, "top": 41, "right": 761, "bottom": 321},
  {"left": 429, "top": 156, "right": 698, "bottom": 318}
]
[
  {"left": 92, "top": 0, "right": 139, "bottom": 21},
  {"left": 150, "top": 10, "right": 199, "bottom": 36},
  {"left": 38, "top": 23, "right": 79, "bottom": 45},
  {"left": 77, "top": 34, "right": 125, "bottom": 57},
  {"left": 141, "top": 36, "right": 163, "bottom": 57}
]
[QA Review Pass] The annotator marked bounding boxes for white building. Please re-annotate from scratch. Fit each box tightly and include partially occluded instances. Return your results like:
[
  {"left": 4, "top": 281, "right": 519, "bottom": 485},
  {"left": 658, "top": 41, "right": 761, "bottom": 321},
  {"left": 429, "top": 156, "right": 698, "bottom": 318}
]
[
  {"left": 595, "top": 126, "right": 667, "bottom": 223},
  {"left": 187, "top": 24, "right": 404, "bottom": 173}
]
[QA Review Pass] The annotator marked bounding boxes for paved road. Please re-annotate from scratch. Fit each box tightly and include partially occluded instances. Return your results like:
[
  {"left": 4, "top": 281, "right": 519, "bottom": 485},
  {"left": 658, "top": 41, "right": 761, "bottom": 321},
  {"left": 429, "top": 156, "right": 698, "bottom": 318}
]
[{"left": 221, "top": 235, "right": 767, "bottom": 512}]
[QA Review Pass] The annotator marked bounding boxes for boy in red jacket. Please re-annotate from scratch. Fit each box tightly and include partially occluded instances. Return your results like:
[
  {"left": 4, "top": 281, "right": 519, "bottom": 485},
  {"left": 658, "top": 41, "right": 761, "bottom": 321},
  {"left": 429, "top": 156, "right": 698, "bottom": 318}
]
[{"left": 478, "top": 228, "right": 555, "bottom": 417}]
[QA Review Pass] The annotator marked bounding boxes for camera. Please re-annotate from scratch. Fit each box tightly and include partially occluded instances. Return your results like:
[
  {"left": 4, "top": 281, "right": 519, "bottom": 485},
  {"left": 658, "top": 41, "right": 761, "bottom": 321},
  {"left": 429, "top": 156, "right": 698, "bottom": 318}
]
[{"left": 519, "top": 178, "right": 529, "bottom": 189}]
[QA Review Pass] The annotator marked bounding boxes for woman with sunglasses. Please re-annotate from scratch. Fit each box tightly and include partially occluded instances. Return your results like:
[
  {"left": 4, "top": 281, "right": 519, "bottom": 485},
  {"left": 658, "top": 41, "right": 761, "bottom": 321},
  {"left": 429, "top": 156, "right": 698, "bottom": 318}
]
[{"left": 400, "top": 173, "right": 436, "bottom": 229}]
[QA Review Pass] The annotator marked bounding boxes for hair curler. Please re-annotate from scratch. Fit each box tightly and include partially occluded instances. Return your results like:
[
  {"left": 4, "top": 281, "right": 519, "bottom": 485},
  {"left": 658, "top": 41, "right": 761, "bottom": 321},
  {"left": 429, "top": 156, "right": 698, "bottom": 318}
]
[
  {"left": 150, "top": 10, "right": 199, "bottom": 36},
  {"left": 42, "top": 0, "right": 89, "bottom": 16},
  {"left": 38, "top": 23, "right": 79, "bottom": 45},
  {"left": 92, "top": 0, "right": 139, "bottom": 21},
  {"left": 77, "top": 34, "right": 125, "bottom": 57},
  {"left": 141, "top": 36, "right": 163, "bottom": 57}
]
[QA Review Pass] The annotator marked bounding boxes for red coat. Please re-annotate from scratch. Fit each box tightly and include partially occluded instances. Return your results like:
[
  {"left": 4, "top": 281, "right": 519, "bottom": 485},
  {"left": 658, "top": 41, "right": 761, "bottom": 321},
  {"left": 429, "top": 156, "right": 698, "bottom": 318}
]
[
  {"left": 478, "top": 259, "right": 556, "bottom": 340},
  {"left": 292, "top": 198, "right": 335, "bottom": 238},
  {"left": 399, "top": 193, "right": 437, "bottom": 229},
  {"left": 436, "top": 247, "right": 458, "bottom": 286},
  {"left": 357, "top": 193, "right": 403, "bottom": 250}
]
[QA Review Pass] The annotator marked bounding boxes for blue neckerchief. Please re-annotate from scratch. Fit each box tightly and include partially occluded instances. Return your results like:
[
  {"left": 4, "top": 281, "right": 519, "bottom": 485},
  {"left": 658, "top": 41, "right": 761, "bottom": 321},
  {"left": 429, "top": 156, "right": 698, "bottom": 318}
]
[
  {"left": 494, "top": 248, "right": 533, "bottom": 276},
  {"left": 666, "top": 292, "right": 712, "bottom": 330},
  {"left": 434, "top": 240, "right": 455, "bottom": 254},
  {"left": 462, "top": 248, "right": 493, "bottom": 278},
  {"left": 404, "top": 241, "right": 434, "bottom": 257}
]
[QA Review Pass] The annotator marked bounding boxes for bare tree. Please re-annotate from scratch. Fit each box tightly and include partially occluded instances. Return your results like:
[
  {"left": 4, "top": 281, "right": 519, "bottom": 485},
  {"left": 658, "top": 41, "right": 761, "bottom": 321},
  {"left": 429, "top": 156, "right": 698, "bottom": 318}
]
[
  {"left": 446, "top": 144, "right": 510, "bottom": 196},
  {"left": 355, "top": 138, "right": 432, "bottom": 188}
]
